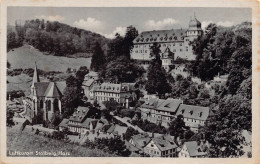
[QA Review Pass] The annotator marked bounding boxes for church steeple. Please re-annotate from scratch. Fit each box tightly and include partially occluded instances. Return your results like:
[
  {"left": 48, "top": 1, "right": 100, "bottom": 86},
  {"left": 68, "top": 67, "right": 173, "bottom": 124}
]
[{"left": 32, "top": 62, "right": 40, "bottom": 84}]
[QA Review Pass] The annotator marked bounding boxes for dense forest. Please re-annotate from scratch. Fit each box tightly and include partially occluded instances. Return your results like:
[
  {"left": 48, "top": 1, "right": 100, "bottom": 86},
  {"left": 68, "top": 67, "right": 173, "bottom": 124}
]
[{"left": 7, "top": 19, "right": 110, "bottom": 56}]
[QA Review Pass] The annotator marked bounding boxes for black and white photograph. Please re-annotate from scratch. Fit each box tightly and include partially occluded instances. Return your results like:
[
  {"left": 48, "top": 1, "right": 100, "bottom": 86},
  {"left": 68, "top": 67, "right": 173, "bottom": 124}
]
[{"left": 1, "top": 1, "right": 259, "bottom": 162}]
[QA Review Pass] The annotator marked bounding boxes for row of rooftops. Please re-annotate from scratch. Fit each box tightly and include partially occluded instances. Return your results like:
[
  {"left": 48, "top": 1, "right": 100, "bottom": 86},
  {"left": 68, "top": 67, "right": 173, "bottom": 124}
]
[
  {"left": 140, "top": 98, "right": 209, "bottom": 121},
  {"left": 128, "top": 133, "right": 208, "bottom": 157},
  {"left": 129, "top": 134, "right": 178, "bottom": 152}
]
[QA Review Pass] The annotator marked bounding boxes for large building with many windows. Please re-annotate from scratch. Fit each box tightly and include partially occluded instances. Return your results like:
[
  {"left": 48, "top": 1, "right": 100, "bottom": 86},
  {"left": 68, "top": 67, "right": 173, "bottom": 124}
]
[
  {"left": 131, "top": 16, "right": 203, "bottom": 68},
  {"left": 94, "top": 83, "right": 137, "bottom": 108}
]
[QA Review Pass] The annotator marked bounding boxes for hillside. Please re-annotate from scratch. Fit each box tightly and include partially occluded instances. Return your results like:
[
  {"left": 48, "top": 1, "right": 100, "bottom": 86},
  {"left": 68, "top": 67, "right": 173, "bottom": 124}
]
[
  {"left": 8, "top": 45, "right": 91, "bottom": 72},
  {"left": 7, "top": 19, "right": 110, "bottom": 56},
  {"left": 7, "top": 124, "right": 117, "bottom": 157}
]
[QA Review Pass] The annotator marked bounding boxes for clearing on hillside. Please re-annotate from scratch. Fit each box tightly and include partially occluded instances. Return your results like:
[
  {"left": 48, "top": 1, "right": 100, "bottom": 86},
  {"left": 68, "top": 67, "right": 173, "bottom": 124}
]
[{"left": 8, "top": 45, "right": 92, "bottom": 72}]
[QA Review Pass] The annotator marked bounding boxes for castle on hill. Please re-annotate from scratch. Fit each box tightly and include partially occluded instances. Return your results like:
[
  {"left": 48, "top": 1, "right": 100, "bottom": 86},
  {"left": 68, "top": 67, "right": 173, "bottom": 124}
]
[{"left": 131, "top": 15, "right": 203, "bottom": 71}]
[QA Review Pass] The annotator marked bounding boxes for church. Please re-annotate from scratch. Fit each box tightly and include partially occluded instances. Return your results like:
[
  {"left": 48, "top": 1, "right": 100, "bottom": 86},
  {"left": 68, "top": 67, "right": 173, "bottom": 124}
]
[
  {"left": 131, "top": 15, "right": 203, "bottom": 70},
  {"left": 24, "top": 63, "right": 66, "bottom": 122}
]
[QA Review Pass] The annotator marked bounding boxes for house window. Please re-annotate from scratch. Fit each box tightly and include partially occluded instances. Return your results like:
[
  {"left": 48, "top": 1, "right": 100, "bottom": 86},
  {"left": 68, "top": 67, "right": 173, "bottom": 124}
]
[
  {"left": 180, "top": 49, "right": 182, "bottom": 52},
  {"left": 180, "top": 43, "right": 182, "bottom": 46}
]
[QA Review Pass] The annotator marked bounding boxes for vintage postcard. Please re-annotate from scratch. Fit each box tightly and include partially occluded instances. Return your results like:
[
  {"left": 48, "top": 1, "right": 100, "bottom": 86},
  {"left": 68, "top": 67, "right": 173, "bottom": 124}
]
[{"left": 1, "top": 0, "right": 260, "bottom": 163}]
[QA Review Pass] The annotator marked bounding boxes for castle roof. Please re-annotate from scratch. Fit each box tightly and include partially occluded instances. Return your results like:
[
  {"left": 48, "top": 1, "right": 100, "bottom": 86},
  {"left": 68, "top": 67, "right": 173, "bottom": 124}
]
[
  {"left": 133, "top": 29, "right": 187, "bottom": 44},
  {"left": 188, "top": 17, "right": 202, "bottom": 31}
]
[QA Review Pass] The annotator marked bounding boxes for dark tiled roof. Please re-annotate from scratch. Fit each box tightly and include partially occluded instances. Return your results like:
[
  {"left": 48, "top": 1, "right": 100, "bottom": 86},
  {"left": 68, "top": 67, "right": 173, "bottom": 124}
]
[
  {"left": 176, "top": 104, "right": 209, "bottom": 121},
  {"left": 150, "top": 137, "right": 178, "bottom": 151},
  {"left": 34, "top": 82, "right": 50, "bottom": 97},
  {"left": 157, "top": 98, "right": 182, "bottom": 113},
  {"left": 69, "top": 106, "right": 90, "bottom": 123},
  {"left": 133, "top": 29, "right": 187, "bottom": 44},
  {"left": 141, "top": 98, "right": 182, "bottom": 113}
]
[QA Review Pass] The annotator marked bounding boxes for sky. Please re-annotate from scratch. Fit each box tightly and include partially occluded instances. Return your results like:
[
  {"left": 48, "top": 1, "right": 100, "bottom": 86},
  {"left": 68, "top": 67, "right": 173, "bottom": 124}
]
[{"left": 7, "top": 7, "right": 251, "bottom": 39}]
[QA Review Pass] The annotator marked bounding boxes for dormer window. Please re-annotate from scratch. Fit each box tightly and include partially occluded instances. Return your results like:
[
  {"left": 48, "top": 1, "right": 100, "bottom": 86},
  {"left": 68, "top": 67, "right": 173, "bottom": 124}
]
[
  {"left": 181, "top": 109, "right": 185, "bottom": 114},
  {"left": 199, "top": 112, "right": 203, "bottom": 117},
  {"left": 189, "top": 111, "right": 193, "bottom": 115}
]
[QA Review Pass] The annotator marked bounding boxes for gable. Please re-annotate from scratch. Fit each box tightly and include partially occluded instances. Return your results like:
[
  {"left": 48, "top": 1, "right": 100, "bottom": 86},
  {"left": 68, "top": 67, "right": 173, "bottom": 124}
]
[{"left": 146, "top": 140, "right": 160, "bottom": 151}]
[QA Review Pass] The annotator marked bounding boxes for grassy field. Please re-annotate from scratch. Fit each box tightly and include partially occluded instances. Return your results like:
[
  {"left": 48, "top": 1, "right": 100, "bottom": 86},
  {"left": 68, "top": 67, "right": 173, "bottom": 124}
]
[
  {"left": 7, "top": 124, "right": 117, "bottom": 157},
  {"left": 8, "top": 45, "right": 92, "bottom": 72}
]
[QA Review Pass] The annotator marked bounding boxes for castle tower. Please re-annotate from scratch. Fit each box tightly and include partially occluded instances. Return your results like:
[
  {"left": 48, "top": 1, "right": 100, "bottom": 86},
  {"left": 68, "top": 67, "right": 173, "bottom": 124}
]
[
  {"left": 186, "top": 14, "right": 203, "bottom": 40},
  {"left": 161, "top": 47, "right": 174, "bottom": 72}
]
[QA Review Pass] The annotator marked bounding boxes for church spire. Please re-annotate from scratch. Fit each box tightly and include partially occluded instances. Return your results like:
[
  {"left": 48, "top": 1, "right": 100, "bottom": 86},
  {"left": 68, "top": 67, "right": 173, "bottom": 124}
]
[{"left": 32, "top": 62, "right": 40, "bottom": 84}]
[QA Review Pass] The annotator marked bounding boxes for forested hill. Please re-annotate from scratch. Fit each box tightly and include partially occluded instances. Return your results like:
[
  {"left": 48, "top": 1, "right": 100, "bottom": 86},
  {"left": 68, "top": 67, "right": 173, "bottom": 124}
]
[{"left": 7, "top": 19, "right": 110, "bottom": 56}]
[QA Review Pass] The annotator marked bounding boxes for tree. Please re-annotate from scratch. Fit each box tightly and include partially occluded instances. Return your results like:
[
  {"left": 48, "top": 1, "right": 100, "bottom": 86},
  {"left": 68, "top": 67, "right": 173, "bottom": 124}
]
[
  {"left": 101, "top": 56, "right": 144, "bottom": 83},
  {"left": 145, "top": 43, "right": 171, "bottom": 96},
  {"left": 123, "top": 26, "right": 139, "bottom": 59},
  {"left": 103, "top": 99, "right": 120, "bottom": 112},
  {"left": 61, "top": 75, "right": 84, "bottom": 116},
  {"left": 7, "top": 31, "right": 18, "bottom": 51},
  {"left": 167, "top": 115, "right": 190, "bottom": 139},
  {"left": 90, "top": 42, "right": 106, "bottom": 72},
  {"left": 7, "top": 110, "right": 15, "bottom": 127},
  {"left": 76, "top": 66, "right": 89, "bottom": 85}
]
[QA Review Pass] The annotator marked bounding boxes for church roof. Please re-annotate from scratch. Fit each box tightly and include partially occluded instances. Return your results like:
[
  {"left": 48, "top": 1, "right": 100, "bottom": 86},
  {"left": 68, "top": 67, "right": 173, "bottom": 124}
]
[
  {"left": 34, "top": 82, "right": 50, "bottom": 97},
  {"left": 133, "top": 29, "right": 187, "bottom": 44},
  {"left": 32, "top": 63, "right": 40, "bottom": 84},
  {"left": 56, "top": 81, "right": 66, "bottom": 94},
  {"left": 44, "top": 82, "right": 62, "bottom": 98}
]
